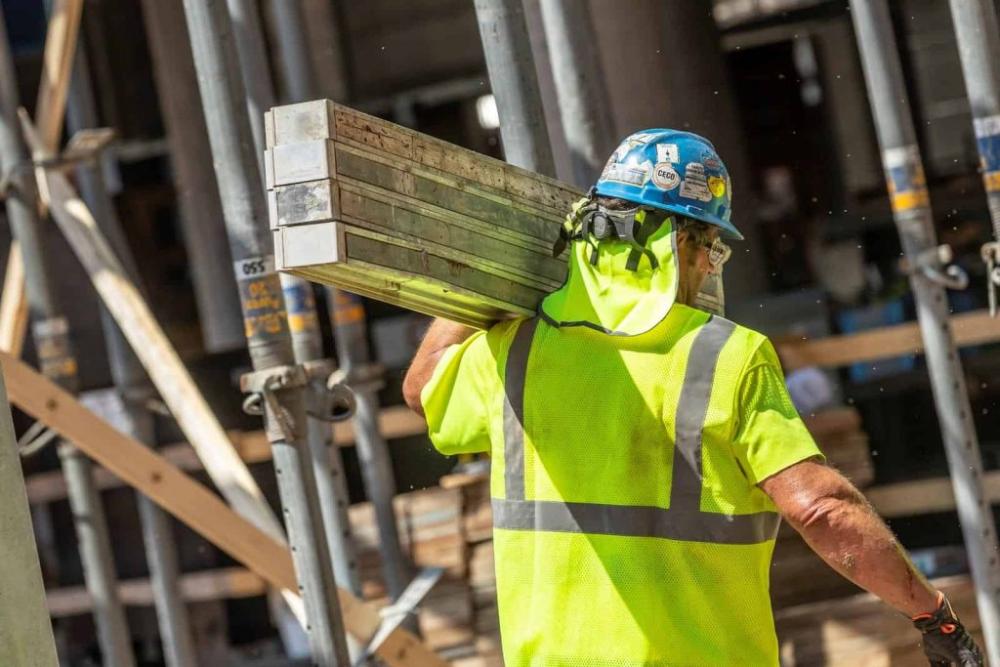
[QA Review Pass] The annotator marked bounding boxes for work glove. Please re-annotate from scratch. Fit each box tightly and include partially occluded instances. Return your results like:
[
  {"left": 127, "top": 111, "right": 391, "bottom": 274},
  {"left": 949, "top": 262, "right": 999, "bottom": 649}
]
[{"left": 911, "top": 592, "right": 983, "bottom": 666}]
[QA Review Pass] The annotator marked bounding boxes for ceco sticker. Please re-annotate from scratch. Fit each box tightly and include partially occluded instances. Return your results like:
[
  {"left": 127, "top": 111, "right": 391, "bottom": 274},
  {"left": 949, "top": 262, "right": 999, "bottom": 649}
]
[{"left": 652, "top": 162, "right": 680, "bottom": 190}]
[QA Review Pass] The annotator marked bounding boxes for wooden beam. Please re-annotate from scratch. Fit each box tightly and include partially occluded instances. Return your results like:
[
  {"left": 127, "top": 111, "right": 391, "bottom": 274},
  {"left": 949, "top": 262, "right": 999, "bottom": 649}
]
[
  {"left": 0, "top": 242, "right": 27, "bottom": 356},
  {"left": 24, "top": 405, "right": 427, "bottom": 505},
  {"left": 1, "top": 1, "right": 85, "bottom": 360},
  {"left": 34, "top": 0, "right": 84, "bottom": 152},
  {"left": 865, "top": 470, "right": 1000, "bottom": 519},
  {"left": 46, "top": 567, "right": 266, "bottom": 618},
  {"left": 1, "top": 352, "right": 445, "bottom": 667},
  {"left": 778, "top": 308, "right": 1000, "bottom": 371}
]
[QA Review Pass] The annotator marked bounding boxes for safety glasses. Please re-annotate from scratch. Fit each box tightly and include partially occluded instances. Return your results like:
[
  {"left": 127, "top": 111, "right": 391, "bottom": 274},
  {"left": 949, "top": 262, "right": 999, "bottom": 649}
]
[{"left": 703, "top": 237, "right": 732, "bottom": 272}]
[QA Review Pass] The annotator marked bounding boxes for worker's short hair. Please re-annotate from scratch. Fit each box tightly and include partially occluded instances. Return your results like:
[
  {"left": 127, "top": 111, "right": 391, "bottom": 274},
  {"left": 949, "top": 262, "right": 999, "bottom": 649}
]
[{"left": 595, "top": 195, "right": 714, "bottom": 245}]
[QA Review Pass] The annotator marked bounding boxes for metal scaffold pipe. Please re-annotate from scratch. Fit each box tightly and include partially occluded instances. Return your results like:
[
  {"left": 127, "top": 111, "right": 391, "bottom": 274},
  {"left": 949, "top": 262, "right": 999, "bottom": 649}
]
[
  {"left": 65, "top": 36, "right": 196, "bottom": 667},
  {"left": 268, "top": 0, "right": 415, "bottom": 612},
  {"left": 473, "top": 0, "right": 556, "bottom": 177},
  {"left": 181, "top": 0, "right": 350, "bottom": 663},
  {"left": 139, "top": 0, "right": 244, "bottom": 353},
  {"left": 850, "top": 1, "right": 1000, "bottom": 662},
  {"left": 537, "top": 0, "right": 616, "bottom": 188},
  {"left": 0, "top": 10, "right": 135, "bottom": 667},
  {"left": 948, "top": 0, "right": 1000, "bottom": 315},
  {"left": 0, "top": 370, "right": 59, "bottom": 666},
  {"left": 230, "top": 0, "right": 364, "bottom": 605}
]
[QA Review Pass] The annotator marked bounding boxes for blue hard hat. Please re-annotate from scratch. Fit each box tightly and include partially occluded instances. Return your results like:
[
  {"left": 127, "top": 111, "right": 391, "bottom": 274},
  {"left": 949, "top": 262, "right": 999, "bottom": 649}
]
[{"left": 593, "top": 129, "right": 743, "bottom": 240}]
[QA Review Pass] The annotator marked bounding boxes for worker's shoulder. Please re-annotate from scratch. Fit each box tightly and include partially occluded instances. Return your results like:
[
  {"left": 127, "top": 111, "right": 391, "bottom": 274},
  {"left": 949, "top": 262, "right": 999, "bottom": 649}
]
[{"left": 702, "top": 313, "right": 776, "bottom": 369}]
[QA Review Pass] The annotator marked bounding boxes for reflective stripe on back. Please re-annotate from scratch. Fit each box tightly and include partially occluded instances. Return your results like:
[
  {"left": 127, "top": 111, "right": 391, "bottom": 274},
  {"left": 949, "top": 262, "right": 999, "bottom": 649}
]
[{"left": 495, "top": 316, "right": 780, "bottom": 545}]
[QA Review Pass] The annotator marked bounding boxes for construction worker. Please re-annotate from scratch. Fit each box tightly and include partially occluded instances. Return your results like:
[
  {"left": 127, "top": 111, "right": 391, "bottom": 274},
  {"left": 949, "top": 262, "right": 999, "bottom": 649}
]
[{"left": 403, "top": 130, "right": 983, "bottom": 665}]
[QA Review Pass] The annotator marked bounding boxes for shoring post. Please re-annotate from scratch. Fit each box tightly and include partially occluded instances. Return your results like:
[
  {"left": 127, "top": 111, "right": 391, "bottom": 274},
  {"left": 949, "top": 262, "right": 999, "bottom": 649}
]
[
  {"left": 0, "top": 368, "right": 60, "bottom": 667},
  {"left": 948, "top": 0, "right": 1000, "bottom": 316},
  {"left": 66, "top": 36, "right": 196, "bottom": 667},
  {"left": 537, "top": 0, "right": 616, "bottom": 188},
  {"left": 138, "top": 0, "right": 245, "bottom": 353},
  {"left": 180, "top": 0, "right": 350, "bottom": 663},
  {"left": 229, "top": 0, "right": 364, "bottom": 604},
  {"left": 850, "top": 1, "right": 1000, "bottom": 661},
  {"left": 0, "top": 10, "right": 136, "bottom": 667},
  {"left": 268, "top": 0, "right": 414, "bottom": 612},
  {"left": 473, "top": 0, "right": 556, "bottom": 176}
]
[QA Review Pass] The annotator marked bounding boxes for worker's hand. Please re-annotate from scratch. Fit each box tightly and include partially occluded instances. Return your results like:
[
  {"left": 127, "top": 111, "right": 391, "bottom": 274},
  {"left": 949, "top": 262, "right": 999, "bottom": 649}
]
[{"left": 911, "top": 592, "right": 983, "bottom": 666}]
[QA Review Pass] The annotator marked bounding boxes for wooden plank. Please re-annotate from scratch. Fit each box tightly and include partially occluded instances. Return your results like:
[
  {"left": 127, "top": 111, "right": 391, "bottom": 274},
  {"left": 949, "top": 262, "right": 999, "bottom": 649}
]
[
  {"left": 46, "top": 567, "right": 267, "bottom": 617},
  {"left": 2, "top": 1, "right": 85, "bottom": 358},
  {"left": 779, "top": 308, "right": 1000, "bottom": 371},
  {"left": 16, "top": 111, "right": 288, "bottom": 543},
  {"left": 865, "top": 470, "right": 1000, "bottom": 518},
  {"left": 23, "top": 406, "right": 428, "bottom": 504},
  {"left": 0, "top": 242, "right": 28, "bottom": 355},
  {"left": 34, "top": 0, "right": 84, "bottom": 153},
  {"left": 1, "top": 352, "right": 446, "bottom": 667}
]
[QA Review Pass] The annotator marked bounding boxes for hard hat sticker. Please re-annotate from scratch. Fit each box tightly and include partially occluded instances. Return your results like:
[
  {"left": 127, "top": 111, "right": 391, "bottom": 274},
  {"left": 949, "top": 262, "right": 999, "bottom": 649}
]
[
  {"left": 708, "top": 176, "right": 726, "bottom": 198},
  {"left": 679, "top": 162, "right": 712, "bottom": 202},
  {"left": 602, "top": 159, "right": 652, "bottom": 186},
  {"left": 652, "top": 162, "right": 680, "bottom": 190},
  {"left": 656, "top": 143, "right": 679, "bottom": 164}
]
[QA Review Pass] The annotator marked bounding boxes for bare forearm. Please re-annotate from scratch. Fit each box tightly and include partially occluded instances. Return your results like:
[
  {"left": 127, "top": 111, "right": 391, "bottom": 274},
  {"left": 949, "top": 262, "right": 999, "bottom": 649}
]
[
  {"left": 402, "top": 318, "right": 477, "bottom": 415},
  {"left": 763, "top": 462, "right": 937, "bottom": 616}
]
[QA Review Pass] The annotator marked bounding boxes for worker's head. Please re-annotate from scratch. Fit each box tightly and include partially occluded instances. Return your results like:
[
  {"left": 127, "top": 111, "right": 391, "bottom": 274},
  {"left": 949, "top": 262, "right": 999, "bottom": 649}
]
[
  {"left": 593, "top": 129, "right": 742, "bottom": 241},
  {"left": 593, "top": 195, "right": 731, "bottom": 306}
]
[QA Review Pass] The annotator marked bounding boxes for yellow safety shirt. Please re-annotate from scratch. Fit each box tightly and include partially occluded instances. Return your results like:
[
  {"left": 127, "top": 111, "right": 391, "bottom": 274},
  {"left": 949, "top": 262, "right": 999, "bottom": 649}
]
[{"left": 422, "top": 304, "right": 823, "bottom": 666}]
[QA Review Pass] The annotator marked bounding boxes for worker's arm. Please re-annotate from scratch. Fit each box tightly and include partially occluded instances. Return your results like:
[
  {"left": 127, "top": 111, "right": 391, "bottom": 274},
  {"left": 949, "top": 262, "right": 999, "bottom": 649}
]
[
  {"left": 760, "top": 459, "right": 938, "bottom": 616},
  {"left": 403, "top": 318, "right": 477, "bottom": 416}
]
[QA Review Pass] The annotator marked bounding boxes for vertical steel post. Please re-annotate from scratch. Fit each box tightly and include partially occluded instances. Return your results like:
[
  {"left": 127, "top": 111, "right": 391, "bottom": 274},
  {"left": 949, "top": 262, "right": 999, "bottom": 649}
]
[
  {"left": 66, "top": 38, "right": 196, "bottom": 667},
  {"left": 139, "top": 0, "right": 245, "bottom": 353},
  {"left": 229, "top": 0, "right": 363, "bottom": 600},
  {"left": 537, "top": 0, "right": 616, "bottom": 188},
  {"left": 473, "top": 0, "right": 556, "bottom": 176},
  {"left": 0, "top": 10, "right": 135, "bottom": 667},
  {"left": 268, "top": 0, "right": 414, "bottom": 608},
  {"left": 0, "top": 368, "right": 60, "bottom": 667},
  {"left": 850, "top": 2, "right": 1000, "bottom": 661},
  {"left": 327, "top": 289, "right": 412, "bottom": 603},
  {"left": 180, "top": 0, "right": 350, "bottom": 663},
  {"left": 948, "top": 0, "right": 1000, "bottom": 315}
]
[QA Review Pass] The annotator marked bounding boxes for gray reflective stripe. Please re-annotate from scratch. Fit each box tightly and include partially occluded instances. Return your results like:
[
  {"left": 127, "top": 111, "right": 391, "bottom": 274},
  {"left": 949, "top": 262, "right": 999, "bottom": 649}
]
[
  {"left": 492, "top": 498, "right": 780, "bottom": 546},
  {"left": 502, "top": 318, "right": 538, "bottom": 500},
  {"left": 499, "top": 315, "right": 779, "bottom": 545},
  {"left": 670, "top": 316, "right": 737, "bottom": 510}
]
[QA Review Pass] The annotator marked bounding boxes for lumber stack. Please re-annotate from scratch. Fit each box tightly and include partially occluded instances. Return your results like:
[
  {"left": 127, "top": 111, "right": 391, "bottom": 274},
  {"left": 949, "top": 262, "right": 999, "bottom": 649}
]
[
  {"left": 802, "top": 407, "right": 874, "bottom": 488},
  {"left": 775, "top": 575, "right": 982, "bottom": 665},
  {"left": 264, "top": 99, "right": 580, "bottom": 328}
]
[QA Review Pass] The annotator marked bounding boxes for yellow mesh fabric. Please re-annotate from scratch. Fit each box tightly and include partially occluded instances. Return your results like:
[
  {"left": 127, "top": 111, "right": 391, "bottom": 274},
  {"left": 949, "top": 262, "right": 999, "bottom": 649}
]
[{"left": 422, "top": 305, "right": 823, "bottom": 666}]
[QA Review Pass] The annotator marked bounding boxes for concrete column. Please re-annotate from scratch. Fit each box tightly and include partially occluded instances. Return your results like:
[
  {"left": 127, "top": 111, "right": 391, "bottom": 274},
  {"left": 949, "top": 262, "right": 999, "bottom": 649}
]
[{"left": 588, "top": 0, "right": 766, "bottom": 298}]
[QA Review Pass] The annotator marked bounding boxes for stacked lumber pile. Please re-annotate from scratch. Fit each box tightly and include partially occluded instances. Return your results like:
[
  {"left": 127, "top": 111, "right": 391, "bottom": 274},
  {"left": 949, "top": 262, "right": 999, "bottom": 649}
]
[
  {"left": 349, "top": 486, "right": 476, "bottom": 653},
  {"left": 265, "top": 99, "right": 580, "bottom": 329},
  {"left": 776, "top": 575, "right": 982, "bottom": 665}
]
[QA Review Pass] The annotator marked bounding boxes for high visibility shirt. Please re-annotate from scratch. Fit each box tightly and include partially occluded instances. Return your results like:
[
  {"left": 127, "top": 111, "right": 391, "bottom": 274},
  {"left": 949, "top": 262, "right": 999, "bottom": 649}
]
[{"left": 421, "top": 304, "right": 823, "bottom": 666}]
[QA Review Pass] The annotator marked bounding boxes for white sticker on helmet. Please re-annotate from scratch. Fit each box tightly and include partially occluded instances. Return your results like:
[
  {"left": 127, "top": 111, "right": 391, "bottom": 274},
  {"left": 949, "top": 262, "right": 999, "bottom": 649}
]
[
  {"left": 656, "top": 143, "right": 679, "bottom": 164},
  {"left": 652, "top": 162, "right": 680, "bottom": 190},
  {"left": 602, "top": 159, "right": 652, "bottom": 186},
  {"left": 679, "top": 162, "right": 712, "bottom": 202}
]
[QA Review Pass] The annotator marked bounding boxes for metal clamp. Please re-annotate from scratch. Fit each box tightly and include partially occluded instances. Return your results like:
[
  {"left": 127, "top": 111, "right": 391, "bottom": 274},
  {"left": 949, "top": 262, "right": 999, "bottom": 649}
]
[
  {"left": 983, "top": 242, "right": 1000, "bottom": 317},
  {"left": 31, "top": 127, "right": 117, "bottom": 172},
  {"left": 302, "top": 359, "right": 356, "bottom": 422},
  {"left": 901, "top": 244, "right": 969, "bottom": 291},
  {"left": 17, "top": 420, "right": 58, "bottom": 458},
  {"left": 240, "top": 364, "right": 310, "bottom": 441},
  {"left": 329, "top": 361, "right": 386, "bottom": 394}
]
